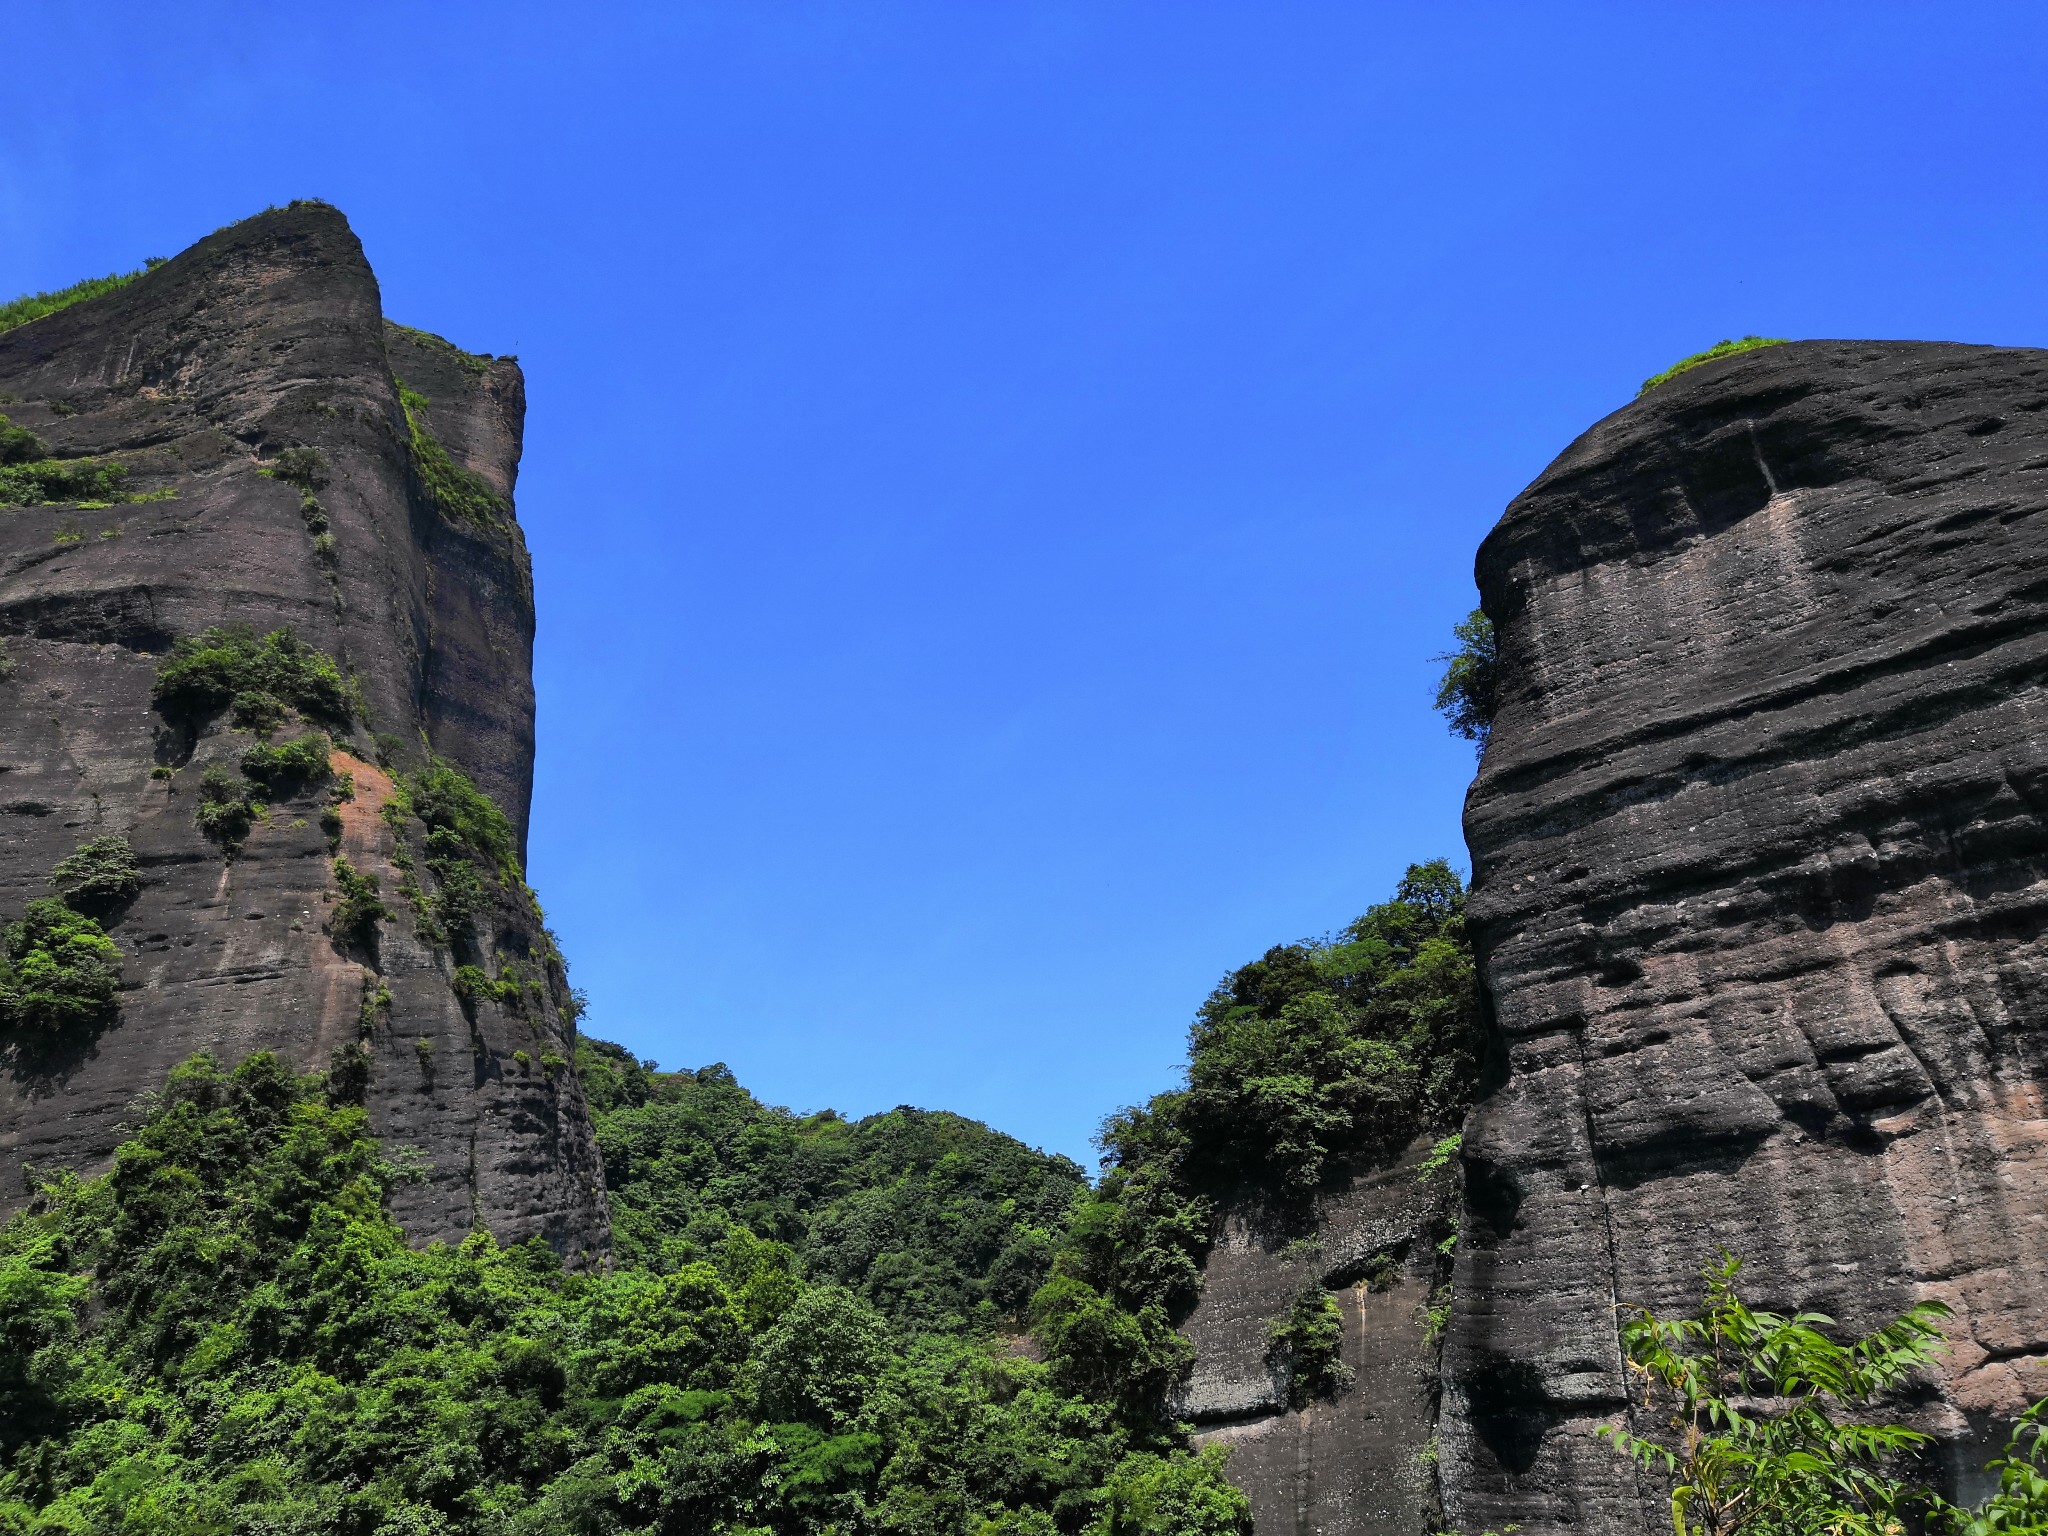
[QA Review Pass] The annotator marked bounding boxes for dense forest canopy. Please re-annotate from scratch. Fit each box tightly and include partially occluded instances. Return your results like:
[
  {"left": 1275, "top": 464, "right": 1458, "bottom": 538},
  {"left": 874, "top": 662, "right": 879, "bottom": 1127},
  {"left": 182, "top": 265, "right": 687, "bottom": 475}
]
[{"left": 0, "top": 864, "right": 1481, "bottom": 1533}]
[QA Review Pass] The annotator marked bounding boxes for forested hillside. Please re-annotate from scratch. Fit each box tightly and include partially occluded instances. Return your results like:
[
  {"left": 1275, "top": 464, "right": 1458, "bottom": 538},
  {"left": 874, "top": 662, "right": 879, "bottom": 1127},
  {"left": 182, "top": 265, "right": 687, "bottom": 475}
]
[{"left": 0, "top": 863, "right": 1478, "bottom": 1533}]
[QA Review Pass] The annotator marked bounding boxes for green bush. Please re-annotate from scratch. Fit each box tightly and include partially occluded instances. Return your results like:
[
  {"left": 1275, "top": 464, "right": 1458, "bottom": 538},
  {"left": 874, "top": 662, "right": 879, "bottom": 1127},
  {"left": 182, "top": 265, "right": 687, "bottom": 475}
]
[
  {"left": 401, "top": 755, "right": 522, "bottom": 883},
  {"left": 0, "top": 456, "right": 129, "bottom": 507},
  {"left": 228, "top": 686, "right": 285, "bottom": 734},
  {"left": 451, "top": 963, "right": 521, "bottom": 1009},
  {"left": 239, "top": 731, "right": 331, "bottom": 792},
  {"left": 396, "top": 377, "right": 511, "bottom": 528},
  {"left": 0, "top": 260, "right": 161, "bottom": 336},
  {"left": 1600, "top": 1254, "right": 1953, "bottom": 1534},
  {"left": 1638, "top": 334, "right": 1788, "bottom": 396},
  {"left": 1175, "top": 859, "right": 1478, "bottom": 1195},
  {"left": 0, "top": 898, "right": 120, "bottom": 1035},
  {"left": 194, "top": 763, "right": 259, "bottom": 849},
  {"left": 330, "top": 857, "right": 389, "bottom": 948},
  {"left": 1095, "top": 1446, "right": 1251, "bottom": 1536},
  {"left": 48, "top": 835, "right": 141, "bottom": 916},
  {"left": 1266, "top": 1286, "right": 1351, "bottom": 1407},
  {"left": 0, "top": 415, "right": 45, "bottom": 466},
  {"left": 425, "top": 825, "right": 490, "bottom": 930},
  {"left": 263, "top": 446, "right": 329, "bottom": 491},
  {"left": 152, "top": 625, "right": 351, "bottom": 724}
]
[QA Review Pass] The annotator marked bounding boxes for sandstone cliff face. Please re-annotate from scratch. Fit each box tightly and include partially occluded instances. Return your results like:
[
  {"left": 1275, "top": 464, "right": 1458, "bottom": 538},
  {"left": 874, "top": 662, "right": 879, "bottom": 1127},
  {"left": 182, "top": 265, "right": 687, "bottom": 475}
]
[
  {"left": 0, "top": 204, "right": 608, "bottom": 1259},
  {"left": 1446, "top": 341, "right": 2048, "bottom": 1533},
  {"left": 1179, "top": 1134, "right": 1451, "bottom": 1536}
]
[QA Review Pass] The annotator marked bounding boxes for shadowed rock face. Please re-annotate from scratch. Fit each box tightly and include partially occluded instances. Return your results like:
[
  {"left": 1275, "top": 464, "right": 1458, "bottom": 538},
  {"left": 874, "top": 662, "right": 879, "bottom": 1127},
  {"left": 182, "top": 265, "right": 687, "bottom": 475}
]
[
  {"left": 1445, "top": 341, "right": 2048, "bottom": 1533},
  {"left": 0, "top": 204, "right": 608, "bottom": 1261},
  {"left": 1179, "top": 1134, "right": 1452, "bottom": 1536}
]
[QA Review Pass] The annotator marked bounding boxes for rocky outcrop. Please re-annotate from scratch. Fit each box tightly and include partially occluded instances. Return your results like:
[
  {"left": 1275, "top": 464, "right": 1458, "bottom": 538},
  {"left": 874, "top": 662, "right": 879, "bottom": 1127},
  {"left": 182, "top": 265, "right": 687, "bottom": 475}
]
[
  {"left": 1446, "top": 341, "right": 2048, "bottom": 1533},
  {"left": 0, "top": 204, "right": 608, "bottom": 1259},
  {"left": 1180, "top": 1133, "right": 1452, "bottom": 1535}
]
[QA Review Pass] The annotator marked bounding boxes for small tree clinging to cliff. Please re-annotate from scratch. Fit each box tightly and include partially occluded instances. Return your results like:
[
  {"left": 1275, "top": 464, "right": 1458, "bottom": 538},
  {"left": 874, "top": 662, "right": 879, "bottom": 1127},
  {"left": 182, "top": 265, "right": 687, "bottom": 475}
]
[{"left": 1433, "top": 608, "right": 1497, "bottom": 751}]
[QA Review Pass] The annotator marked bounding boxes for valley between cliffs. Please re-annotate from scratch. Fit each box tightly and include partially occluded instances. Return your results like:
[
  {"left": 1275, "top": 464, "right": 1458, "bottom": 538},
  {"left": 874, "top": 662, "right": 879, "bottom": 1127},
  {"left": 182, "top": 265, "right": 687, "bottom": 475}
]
[{"left": 6, "top": 208, "right": 2048, "bottom": 1536}]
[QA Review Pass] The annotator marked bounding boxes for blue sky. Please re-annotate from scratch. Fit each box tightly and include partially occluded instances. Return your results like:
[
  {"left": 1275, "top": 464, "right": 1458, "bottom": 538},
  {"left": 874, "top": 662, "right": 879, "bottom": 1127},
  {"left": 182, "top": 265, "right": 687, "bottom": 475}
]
[{"left": 7, "top": 4, "right": 2047, "bottom": 1165}]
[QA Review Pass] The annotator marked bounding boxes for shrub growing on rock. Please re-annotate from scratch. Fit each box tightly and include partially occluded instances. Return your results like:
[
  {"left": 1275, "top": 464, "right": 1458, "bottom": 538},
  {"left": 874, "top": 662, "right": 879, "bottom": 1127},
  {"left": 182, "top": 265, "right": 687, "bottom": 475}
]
[
  {"left": 0, "top": 898, "right": 120, "bottom": 1034},
  {"left": 151, "top": 625, "right": 350, "bottom": 725},
  {"left": 49, "top": 835, "right": 140, "bottom": 916}
]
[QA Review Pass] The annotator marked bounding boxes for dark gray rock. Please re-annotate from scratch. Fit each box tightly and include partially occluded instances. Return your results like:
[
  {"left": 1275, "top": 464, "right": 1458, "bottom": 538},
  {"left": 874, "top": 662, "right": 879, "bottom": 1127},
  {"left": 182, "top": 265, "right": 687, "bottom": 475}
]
[
  {"left": 0, "top": 204, "right": 608, "bottom": 1261},
  {"left": 1444, "top": 340, "right": 2048, "bottom": 1533},
  {"left": 1180, "top": 1132, "right": 1451, "bottom": 1535}
]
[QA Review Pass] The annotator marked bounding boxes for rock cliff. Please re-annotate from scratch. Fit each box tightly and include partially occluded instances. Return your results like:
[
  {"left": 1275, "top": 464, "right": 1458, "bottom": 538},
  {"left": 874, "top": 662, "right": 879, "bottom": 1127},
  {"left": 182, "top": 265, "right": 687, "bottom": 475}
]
[
  {"left": 1179, "top": 1136, "right": 1451, "bottom": 1536},
  {"left": 1445, "top": 340, "right": 2048, "bottom": 1532},
  {"left": 0, "top": 204, "right": 608, "bottom": 1259}
]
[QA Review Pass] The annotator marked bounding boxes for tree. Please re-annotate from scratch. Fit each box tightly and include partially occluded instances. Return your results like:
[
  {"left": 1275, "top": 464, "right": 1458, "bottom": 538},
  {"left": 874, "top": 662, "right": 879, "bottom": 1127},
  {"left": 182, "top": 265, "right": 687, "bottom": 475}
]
[
  {"left": 1432, "top": 609, "right": 1497, "bottom": 750},
  {"left": 1598, "top": 1254, "right": 1948, "bottom": 1536}
]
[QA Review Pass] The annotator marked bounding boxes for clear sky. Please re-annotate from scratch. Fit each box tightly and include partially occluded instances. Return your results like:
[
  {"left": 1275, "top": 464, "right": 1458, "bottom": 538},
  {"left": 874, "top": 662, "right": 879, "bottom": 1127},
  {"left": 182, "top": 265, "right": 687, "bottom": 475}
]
[{"left": 6, "top": 4, "right": 2047, "bottom": 1166}]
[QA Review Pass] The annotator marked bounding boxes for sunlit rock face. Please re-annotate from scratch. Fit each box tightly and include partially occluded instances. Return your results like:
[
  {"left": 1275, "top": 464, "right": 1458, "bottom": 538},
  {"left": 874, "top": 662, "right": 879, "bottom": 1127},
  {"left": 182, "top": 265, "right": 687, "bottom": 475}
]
[
  {"left": 1446, "top": 340, "right": 2048, "bottom": 1534},
  {"left": 0, "top": 204, "right": 608, "bottom": 1261}
]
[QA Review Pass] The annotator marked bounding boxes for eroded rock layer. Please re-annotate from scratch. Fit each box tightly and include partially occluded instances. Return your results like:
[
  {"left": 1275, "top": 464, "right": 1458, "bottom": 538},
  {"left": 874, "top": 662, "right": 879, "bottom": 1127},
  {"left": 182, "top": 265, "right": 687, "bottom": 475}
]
[
  {"left": 1446, "top": 341, "right": 2048, "bottom": 1533},
  {"left": 0, "top": 204, "right": 608, "bottom": 1259}
]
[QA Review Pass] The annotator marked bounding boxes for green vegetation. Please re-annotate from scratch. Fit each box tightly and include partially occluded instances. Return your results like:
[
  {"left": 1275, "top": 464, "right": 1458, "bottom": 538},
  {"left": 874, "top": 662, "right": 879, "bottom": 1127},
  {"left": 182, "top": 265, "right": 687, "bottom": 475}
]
[
  {"left": 396, "top": 376, "right": 512, "bottom": 528},
  {"left": 388, "top": 321, "right": 495, "bottom": 377},
  {"left": 1266, "top": 1287, "right": 1352, "bottom": 1407},
  {"left": 581, "top": 1039, "right": 1089, "bottom": 1338},
  {"left": 379, "top": 756, "right": 524, "bottom": 946},
  {"left": 0, "top": 858, "right": 1495, "bottom": 1528},
  {"left": 1599, "top": 1254, "right": 2048, "bottom": 1534},
  {"left": 262, "top": 448, "right": 337, "bottom": 565},
  {"left": 0, "top": 843, "right": 132, "bottom": 1038},
  {"left": 0, "top": 455, "right": 132, "bottom": 507},
  {"left": 0, "top": 413, "right": 168, "bottom": 509},
  {"left": 152, "top": 625, "right": 351, "bottom": 726},
  {"left": 1432, "top": 609, "right": 1497, "bottom": 750},
  {"left": 330, "top": 856, "right": 390, "bottom": 949},
  {"left": 47, "top": 836, "right": 140, "bottom": 917},
  {"left": 452, "top": 963, "right": 523, "bottom": 1010},
  {"left": 264, "top": 447, "right": 329, "bottom": 492},
  {"left": 1031, "top": 861, "right": 1478, "bottom": 1416},
  {"left": 195, "top": 764, "right": 261, "bottom": 850},
  {"left": 239, "top": 731, "right": 332, "bottom": 793},
  {"left": 1176, "top": 859, "right": 1477, "bottom": 1197},
  {"left": 151, "top": 628, "right": 350, "bottom": 855},
  {"left": 400, "top": 756, "right": 522, "bottom": 883},
  {"left": 1638, "top": 335, "right": 1789, "bottom": 396},
  {"left": 0, "top": 1051, "right": 1250, "bottom": 1535},
  {"left": 0, "top": 415, "right": 45, "bottom": 466},
  {"left": 0, "top": 899, "right": 120, "bottom": 1037},
  {"left": 0, "top": 259, "right": 163, "bottom": 337}
]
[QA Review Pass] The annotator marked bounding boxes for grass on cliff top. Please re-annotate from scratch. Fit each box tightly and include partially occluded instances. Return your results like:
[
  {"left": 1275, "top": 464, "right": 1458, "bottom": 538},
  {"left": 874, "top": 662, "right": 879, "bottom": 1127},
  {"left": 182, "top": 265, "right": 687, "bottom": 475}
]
[
  {"left": 1639, "top": 335, "right": 1789, "bottom": 396},
  {"left": 0, "top": 259, "right": 166, "bottom": 338},
  {"left": 387, "top": 321, "right": 497, "bottom": 377}
]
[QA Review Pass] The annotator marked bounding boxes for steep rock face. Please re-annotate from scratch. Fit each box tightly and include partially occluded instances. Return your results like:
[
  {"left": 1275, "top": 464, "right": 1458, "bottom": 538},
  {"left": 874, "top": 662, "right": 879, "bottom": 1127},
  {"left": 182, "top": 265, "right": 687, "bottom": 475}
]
[
  {"left": 0, "top": 204, "right": 608, "bottom": 1259},
  {"left": 1180, "top": 1134, "right": 1451, "bottom": 1536},
  {"left": 1445, "top": 341, "right": 2048, "bottom": 1533}
]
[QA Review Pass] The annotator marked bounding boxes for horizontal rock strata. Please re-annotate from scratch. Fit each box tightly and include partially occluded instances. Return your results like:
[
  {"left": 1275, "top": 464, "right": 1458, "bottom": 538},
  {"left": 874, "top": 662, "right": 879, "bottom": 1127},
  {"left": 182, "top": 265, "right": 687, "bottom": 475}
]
[{"left": 1447, "top": 340, "right": 2048, "bottom": 1533}]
